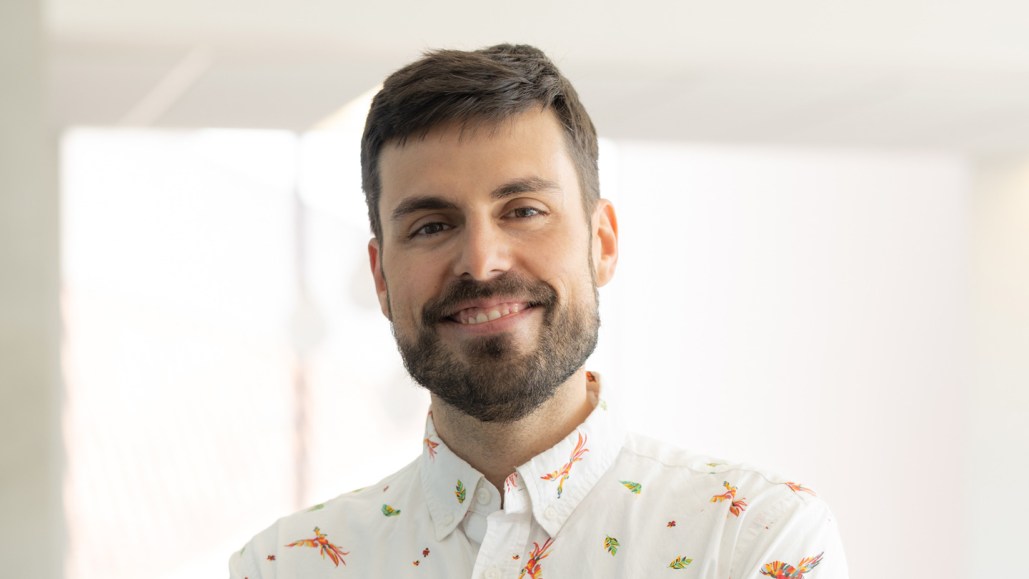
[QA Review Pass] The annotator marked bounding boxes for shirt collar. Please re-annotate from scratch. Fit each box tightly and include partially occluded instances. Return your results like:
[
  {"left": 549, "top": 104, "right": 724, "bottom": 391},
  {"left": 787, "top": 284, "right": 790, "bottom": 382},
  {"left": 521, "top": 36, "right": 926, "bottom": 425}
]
[
  {"left": 419, "top": 409, "right": 484, "bottom": 541},
  {"left": 419, "top": 371, "right": 626, "bottom": 540}
]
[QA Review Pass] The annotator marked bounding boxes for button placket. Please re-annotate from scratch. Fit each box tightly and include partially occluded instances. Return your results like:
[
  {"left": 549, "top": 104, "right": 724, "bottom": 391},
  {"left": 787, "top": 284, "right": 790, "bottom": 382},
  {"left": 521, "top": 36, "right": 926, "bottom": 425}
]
[{"left": 471, "top": 504, "right": 533, "bottom": 579}]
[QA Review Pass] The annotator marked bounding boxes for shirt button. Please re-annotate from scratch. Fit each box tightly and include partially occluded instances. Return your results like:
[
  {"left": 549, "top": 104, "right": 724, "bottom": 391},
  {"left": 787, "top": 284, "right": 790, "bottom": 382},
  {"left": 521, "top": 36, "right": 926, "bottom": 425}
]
[
  {"left": 476, "top": 488, "right": 491, "bottom": 505},
  {"left": 485, "top": 567, "right": 501, "bottom": 579},
  {"left": 544, "top": 506, "right": 558, "bottom": 520}
]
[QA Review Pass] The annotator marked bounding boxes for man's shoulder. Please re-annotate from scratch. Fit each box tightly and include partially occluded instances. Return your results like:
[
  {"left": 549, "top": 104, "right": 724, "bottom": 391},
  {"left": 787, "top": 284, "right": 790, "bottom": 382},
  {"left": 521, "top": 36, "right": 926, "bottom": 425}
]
[
  {"left": 611, "top": 433, "right": 847, "bottom": 577},
  {"left": 618, "top": 432, "right": 823, "bottom": 506},
  {"left": 231, "top": 457, "right": 421, "bottom": 564}
]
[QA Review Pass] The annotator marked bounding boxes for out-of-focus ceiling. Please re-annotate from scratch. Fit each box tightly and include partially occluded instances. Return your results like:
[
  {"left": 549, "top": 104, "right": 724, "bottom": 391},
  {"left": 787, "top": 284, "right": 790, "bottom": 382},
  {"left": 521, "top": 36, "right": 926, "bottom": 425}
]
[{"left": 47, "top": 0, "right": 1029, "bottom": 152}]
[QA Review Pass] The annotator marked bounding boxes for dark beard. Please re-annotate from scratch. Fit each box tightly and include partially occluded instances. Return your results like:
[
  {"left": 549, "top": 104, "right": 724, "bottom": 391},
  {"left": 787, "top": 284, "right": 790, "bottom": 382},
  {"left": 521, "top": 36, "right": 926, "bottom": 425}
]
[{"left": 391, "top": 271, "right": 599, "bottom": 423}]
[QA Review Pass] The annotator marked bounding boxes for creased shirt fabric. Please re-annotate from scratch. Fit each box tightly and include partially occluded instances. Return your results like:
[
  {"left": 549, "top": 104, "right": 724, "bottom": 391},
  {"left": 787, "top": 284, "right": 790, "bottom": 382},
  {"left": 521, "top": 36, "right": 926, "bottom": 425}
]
[{"left": 230, "top": 375, "right": 847, "bottom": 578}]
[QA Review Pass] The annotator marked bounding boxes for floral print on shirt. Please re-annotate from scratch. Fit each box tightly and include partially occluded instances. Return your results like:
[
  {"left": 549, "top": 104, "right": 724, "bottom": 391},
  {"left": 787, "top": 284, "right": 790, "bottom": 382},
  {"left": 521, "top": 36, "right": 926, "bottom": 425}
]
[
  {"left": 669, "top": 555, "right": 693, "bottom": 570},
  {"left": 603, "top": 535, "right": 619, "bottom": 555},
  {"left": 424, "top": 435, "right": 440, "bottom": 460},
  {"left": 760, "top": 552, "right": 824, "bottom": 578},
  {"left": 541, "top": 431, "right": 589, "bottom": 498},
  {"left": 620, "top": 480, "right": 642, "bottom": 494},
  {"left": 285, "top": 527, "right": 349, "bottom": 567},
  {"left": 231, "top": 373, "right": 848, "bottom": 579},
  {"left": 519, "top": 537, "right": 554, "bottom": 579},
  {"left": 711, "top": 480, "right": 748, "bottom": 517},
  {"left": 786, "top": 481, "right": 816, "bottom": 495}
]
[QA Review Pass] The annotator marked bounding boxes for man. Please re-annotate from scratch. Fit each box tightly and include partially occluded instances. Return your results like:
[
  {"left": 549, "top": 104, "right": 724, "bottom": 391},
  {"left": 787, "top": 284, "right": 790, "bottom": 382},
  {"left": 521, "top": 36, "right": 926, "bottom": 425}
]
[{"left": 231, "top": 44, "right": 847, "bottom": 578}]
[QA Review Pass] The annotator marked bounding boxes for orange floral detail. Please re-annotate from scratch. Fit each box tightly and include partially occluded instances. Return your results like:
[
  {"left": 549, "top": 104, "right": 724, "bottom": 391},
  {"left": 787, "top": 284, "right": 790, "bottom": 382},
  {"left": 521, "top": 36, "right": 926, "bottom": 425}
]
[
  {"left": 540, "top": 432, "right": 589, "bottom": 498},
  {"left": 761, "top": 552, "right": 824, "bottom": 578},
  {"left": 786, "top": 481, "right": 816, "bottom": 495},
  {"left": 504, "top": 472, "right": 519, "bottom": 493},
  {"left": 424, "top": 436, "right": 440, "bottom": 460},
  {"left": 518, "top": 537, "right": 554, "bottom": 579},
  {"left": 711, "top": 481, "right": 748, "bottom": 517},
  {"left": 285, "top": 527, "right": 349, "bottom": 567}
]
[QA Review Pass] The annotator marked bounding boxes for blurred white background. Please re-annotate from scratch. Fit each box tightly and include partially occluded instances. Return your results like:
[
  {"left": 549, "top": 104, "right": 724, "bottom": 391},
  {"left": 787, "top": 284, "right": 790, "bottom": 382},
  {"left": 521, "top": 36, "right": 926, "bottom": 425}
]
[{"left": 3, "top": 1, "right": 1028, "bottom": 578}]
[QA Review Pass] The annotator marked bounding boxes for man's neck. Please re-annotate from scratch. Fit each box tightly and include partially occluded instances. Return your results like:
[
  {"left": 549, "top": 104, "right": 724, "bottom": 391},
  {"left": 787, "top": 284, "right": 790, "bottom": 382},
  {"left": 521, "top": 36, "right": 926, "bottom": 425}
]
[{"left": 430, "top": 368, "right": 596, "bottom": 492}]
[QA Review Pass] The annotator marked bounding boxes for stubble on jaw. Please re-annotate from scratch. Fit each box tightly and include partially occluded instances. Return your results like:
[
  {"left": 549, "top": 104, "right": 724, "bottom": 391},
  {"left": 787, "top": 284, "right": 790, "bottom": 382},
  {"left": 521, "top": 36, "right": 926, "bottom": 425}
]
[{"left": 387, "top": 269, "right": 600, "bottom": 423}]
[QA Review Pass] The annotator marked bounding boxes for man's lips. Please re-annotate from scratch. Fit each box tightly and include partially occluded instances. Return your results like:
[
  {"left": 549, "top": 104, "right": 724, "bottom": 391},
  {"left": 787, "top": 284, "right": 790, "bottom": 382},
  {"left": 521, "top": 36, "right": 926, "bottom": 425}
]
[{"left": 447, "top": 301, "right": 531, "bottom": 325}]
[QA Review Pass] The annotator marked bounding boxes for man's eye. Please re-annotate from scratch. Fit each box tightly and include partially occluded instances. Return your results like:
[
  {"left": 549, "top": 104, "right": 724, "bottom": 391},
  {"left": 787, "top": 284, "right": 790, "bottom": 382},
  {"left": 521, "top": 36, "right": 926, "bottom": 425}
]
[
  {"left": 412, "top": 222, "right": 451, "bottom": 238},
  {"left": 510, "top": 207, "right": 545, "bottom": 219}
]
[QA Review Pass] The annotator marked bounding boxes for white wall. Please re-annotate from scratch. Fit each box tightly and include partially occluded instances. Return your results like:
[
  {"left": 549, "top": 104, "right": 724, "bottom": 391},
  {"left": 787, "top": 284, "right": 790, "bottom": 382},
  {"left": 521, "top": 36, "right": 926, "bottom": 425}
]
[
  {"left": 966, "top": 157, "right": 1029, "bottom": 578},
  {"left": 0, "top": 0, "right": 64, "bottom": 577},
  {"left": 592, "top": 143, "right": 970, "bottom": 579}
]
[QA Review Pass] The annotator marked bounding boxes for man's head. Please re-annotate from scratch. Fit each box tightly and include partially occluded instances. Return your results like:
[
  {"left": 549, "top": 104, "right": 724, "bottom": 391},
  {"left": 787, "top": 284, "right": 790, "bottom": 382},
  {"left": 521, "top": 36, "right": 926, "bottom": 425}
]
[
  {"left": 361, "top": 43, "right": 599, "bottom": 241},
  {"left": 363, "top": 45, "right": 617, "bottom": 423}
]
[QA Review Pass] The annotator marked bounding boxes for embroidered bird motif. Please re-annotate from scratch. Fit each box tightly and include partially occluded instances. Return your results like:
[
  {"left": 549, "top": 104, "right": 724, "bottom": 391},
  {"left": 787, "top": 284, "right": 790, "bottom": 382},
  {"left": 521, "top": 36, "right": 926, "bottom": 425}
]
[
  {"left": 518, "top": 537, "right": 554, "bottom": 579},
  {"left": 285, "top": 527, "right": 349, "bottom": 567},
  {"left": 541, "top": 432, "right": 589, "bottom": 498},
  {"left": 710, "top": 480, "right": 748, "bottom": 517},
  {"left": 760, "top": 552, "right": 824, "bottom": 578}
]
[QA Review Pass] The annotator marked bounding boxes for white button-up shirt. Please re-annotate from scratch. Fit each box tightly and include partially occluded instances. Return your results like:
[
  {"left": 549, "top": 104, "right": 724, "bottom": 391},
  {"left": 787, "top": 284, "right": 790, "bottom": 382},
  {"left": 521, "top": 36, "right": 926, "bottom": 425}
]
[{"left": 230, "top": 375, "right": 847, "bottom": 578}]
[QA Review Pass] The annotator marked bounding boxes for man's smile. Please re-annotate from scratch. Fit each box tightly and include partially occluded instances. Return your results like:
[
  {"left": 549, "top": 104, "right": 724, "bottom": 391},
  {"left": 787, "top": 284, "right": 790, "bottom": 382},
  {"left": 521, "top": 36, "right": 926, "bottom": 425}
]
[
  {"left": 450, "top": 301, "right": 530, "bottom": 325},
  {"left": 438, "top": 300, "right": 541, "bottom": 337}
]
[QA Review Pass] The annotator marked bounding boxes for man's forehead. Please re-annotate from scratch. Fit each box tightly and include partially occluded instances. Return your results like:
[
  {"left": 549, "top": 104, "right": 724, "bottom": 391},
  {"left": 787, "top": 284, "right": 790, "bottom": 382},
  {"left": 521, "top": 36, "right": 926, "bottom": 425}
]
[
  {"left": 381, "top": 109, "right": 553, "bottom": 153},
  {"left": 379, "top": 110, "right": 570, "bottom": 185}
]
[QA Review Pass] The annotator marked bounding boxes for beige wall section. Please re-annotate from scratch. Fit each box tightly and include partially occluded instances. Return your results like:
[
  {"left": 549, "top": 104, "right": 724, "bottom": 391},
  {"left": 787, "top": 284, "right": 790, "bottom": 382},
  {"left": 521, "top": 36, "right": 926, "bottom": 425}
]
[
  {"left": 0, "top": 0, "right": 64, "bottom": 577},
  {"left": 967, "top": 157, "right": 1029, "bottom": 577}
]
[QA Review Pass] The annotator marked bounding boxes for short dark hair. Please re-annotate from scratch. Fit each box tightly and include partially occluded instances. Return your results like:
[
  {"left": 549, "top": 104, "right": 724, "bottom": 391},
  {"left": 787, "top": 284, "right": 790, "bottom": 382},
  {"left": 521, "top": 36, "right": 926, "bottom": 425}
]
[{"left": 361, "top": 43, "right": 599, "bottom": 240}]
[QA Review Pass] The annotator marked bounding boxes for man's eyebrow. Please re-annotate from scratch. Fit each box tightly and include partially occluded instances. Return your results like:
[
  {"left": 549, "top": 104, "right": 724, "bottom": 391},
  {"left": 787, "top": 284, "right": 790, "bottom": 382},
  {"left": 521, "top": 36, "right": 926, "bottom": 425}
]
[
  {"left": 390, "top": 196, "right": 458, "bottom": 222},
  {"left": 491, "top": 176, "right": 561, "bottom": 199},
  {"left": 390, "top": 177, "right": 561, "bottom": 222}
]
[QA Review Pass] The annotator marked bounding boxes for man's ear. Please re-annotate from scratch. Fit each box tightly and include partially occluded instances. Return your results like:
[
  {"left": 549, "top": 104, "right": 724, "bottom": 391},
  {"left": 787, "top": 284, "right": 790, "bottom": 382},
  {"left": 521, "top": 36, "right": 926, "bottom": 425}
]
[
  {"left": 591, "top": 199, "right": 619, "bottom": 287},
  {"left": 368, "top": 238, "right": 391, "bottom": 319}
]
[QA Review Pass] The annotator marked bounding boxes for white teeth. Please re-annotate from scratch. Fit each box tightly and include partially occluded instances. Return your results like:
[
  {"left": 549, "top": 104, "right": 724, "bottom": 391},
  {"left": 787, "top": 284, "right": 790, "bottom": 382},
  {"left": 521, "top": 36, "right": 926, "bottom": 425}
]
[{"left": 457, "top": 304, "right": 526, "bottom": 325}]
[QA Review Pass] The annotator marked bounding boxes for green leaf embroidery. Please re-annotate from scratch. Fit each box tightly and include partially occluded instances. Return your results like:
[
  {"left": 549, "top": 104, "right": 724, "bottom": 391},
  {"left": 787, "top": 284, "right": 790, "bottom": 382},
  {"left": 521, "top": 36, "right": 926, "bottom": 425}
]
[
  {"left": 381, "top": 503, "right": 401, "bottom": 517},
  {"left": 669, "top": 556, "right": 693, "bottom": 570},
  {"left": 603, "top": 535, "right": 619, "bottom": 556},
  {"left": 455, "top": 480, "right": 466, "bottom": 504},
  {"left": 306, "top": 503, "right": 325, "bottom": 512},
  {"left": 620, "top": 480, "right": 642, "bottom": 495}
]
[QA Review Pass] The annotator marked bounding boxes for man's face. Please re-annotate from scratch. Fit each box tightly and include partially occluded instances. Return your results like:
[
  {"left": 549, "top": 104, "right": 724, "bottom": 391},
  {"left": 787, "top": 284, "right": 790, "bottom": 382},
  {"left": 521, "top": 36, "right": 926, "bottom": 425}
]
[{"left": 368, "top": 109, "right": 618, "bottom": 423}]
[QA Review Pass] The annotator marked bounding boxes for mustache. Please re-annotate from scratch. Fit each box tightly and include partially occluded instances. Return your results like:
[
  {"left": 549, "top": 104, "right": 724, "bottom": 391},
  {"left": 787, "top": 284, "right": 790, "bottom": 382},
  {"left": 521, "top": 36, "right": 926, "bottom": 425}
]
[{"left": 421, "top": 273, "right": 557, "bottom": 325}]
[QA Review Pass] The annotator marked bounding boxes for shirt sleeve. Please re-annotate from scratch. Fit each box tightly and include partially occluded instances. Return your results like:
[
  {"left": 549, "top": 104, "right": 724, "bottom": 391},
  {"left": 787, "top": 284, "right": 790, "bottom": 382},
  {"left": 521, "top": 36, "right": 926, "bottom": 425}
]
[
  {"left": 229, "top": 525, "right": 279, "bottom": 579},
  {"left": 731, "top": 490, "right": 849, "bottom": 579},
  {"left": 228, "top": 542, "right": 264, "bottom": 579}
]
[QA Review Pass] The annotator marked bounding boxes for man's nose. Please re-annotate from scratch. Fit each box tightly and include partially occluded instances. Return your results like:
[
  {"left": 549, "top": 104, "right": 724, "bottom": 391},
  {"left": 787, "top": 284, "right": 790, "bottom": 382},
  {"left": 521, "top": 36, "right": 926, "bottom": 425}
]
[{"left": 453, "top": 220, "right": 512, "bottom": 281}]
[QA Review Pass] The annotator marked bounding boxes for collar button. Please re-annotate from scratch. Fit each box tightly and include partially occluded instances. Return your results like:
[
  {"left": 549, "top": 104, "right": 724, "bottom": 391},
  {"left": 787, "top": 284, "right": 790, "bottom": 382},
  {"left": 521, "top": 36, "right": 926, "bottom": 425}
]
[{"left": 475, "top": 488, "right": 491, "bottom": 505}]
